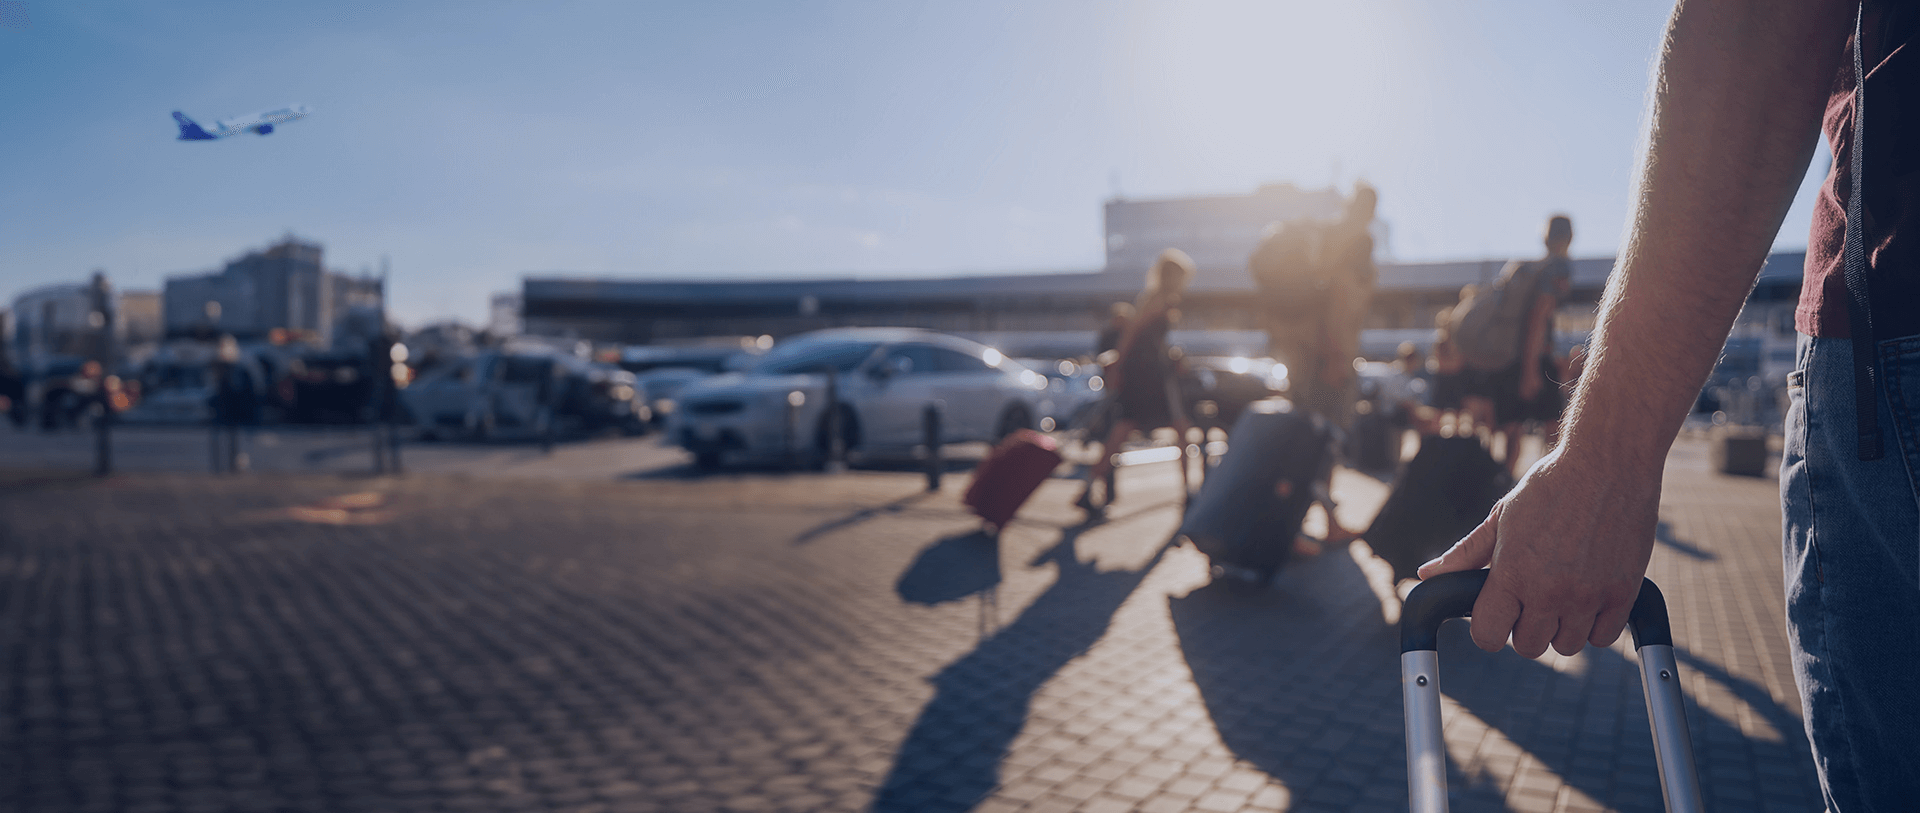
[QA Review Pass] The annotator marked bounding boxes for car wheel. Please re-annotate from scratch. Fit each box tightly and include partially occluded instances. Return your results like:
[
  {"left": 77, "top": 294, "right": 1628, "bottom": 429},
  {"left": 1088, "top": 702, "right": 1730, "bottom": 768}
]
[
  {"left": 694, "top": 451, "right": 723, "bottom": 470},
  {"left": 994, "top": 403, "right": 1032, "bottom": 442}
]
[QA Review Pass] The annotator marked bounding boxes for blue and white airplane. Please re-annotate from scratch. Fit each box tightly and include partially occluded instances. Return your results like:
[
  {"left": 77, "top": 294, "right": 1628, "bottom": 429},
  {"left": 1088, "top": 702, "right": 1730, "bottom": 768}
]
[{"left": 172, "top": 105, "right": 310, "bottom": 140}]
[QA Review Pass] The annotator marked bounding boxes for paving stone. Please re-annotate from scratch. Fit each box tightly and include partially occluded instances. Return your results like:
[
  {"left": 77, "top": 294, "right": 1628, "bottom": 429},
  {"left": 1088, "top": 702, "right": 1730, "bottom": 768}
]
[
  {"left": 1075, "top": 796, "right": 1134, "bottom": 813},
  {"left": 0, "top": 437, "right": 1824, "bottom": 812}
]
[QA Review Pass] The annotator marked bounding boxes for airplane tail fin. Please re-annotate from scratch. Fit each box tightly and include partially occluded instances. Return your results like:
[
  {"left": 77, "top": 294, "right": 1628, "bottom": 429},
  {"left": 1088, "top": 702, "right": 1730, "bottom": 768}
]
[{"left": 172, "top": 111, "right": 215, "bottom": 141}]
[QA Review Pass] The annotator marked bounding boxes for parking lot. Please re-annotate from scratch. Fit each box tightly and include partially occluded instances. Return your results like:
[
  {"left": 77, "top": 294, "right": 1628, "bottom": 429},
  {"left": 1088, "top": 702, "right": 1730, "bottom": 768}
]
[{"left": 0, "top": 426, "right": 1820, "bottom": 812}]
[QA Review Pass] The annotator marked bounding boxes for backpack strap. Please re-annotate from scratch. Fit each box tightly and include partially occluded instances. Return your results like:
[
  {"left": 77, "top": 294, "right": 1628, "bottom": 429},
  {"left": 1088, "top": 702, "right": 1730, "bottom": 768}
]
[{"left": 1841, "top": 2, "right": 1883, "bottom": 460}]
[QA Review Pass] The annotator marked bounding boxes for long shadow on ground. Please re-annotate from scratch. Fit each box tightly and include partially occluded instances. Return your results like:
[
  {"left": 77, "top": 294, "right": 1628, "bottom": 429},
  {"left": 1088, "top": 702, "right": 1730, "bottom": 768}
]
[
  {"left": 895, "top": 530, "right": 1001, "bottom": 606},
  {"left": 1169, "top": 549, "right": 1823, "bottom": 811},
  {"left": 871, "top": 524, "right": 1170, "bottom": 813}
]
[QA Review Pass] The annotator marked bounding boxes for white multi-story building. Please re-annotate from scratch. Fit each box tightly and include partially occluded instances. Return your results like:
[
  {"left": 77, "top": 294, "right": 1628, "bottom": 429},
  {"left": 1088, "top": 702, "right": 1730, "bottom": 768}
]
[
  {"left": 10, "top": 276, "right": 120, "bottom": 369},
  {"left": 162, "top": 237, "right": 383, "bottom": 343}
]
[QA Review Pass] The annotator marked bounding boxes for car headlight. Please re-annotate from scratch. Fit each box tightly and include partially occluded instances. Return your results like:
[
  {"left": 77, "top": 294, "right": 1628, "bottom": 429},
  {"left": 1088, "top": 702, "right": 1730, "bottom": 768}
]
[
  {"left": 761, "top": 389, "right": 806, "bottom": 410},
  {"left": 655, "top": 398, "right": 676, "bottom": 414}
]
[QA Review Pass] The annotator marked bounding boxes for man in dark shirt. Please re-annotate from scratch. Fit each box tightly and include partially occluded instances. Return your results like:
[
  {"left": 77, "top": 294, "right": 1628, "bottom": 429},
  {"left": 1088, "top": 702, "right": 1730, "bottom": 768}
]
[
  {"left": 1420, "top": 2, "right": 1920, "bottom": 807},
  {"left": 1478, "top": 216, "right": 1575, "bottom": 477}
]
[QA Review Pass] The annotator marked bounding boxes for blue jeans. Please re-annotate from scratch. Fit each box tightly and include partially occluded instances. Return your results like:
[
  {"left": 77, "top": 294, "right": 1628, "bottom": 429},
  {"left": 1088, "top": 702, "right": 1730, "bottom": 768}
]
[{"left": 1781, "top": 332, "right": 1920, "bottom": 810}]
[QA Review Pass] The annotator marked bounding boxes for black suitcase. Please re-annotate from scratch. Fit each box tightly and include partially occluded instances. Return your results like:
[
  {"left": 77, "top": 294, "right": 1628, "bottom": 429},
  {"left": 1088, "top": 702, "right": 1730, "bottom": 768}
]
[
  {"left": 1364, "top": 435, "right": 1511, "bottom": 581},
  {"left": 1178, "top": 399, "right": 1332, "bottom": 583},
  {"left": 1401, "top": 571, "right": 1703, "bottom": 812}
]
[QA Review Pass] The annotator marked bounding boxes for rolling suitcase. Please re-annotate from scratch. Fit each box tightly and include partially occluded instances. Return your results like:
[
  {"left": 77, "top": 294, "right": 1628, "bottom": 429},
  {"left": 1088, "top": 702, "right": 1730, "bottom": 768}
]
[
  {"left": 1364, "top": 436, "right": 1510, "bottom": 581},
  {"left": 963, "top": 429, "right": 1063, "bottom": 532},
  {"left": 1178, "top": 399, "right": 1333, "bottom": 583},
  {"left": 1400, "top": 571, "right": 1703, "bottom": 812}
]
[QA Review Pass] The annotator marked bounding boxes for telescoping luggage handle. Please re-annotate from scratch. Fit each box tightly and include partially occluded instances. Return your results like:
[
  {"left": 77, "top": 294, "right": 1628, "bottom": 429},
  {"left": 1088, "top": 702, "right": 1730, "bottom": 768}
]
[{"left": 1399, "top": 571, "right": 1703, "bottom": 813}]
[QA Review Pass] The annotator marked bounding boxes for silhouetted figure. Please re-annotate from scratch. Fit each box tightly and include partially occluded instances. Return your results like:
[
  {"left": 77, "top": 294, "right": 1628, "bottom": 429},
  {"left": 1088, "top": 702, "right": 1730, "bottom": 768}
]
[
  {"left": 1251, "top": 183, "right": 1379, "bottom": 429},
  {"left": 1076, "top": 250, "right": 1194, "bottom": 514},
  {"left": 1453, "top": 215, "right": 1574, "bottom": 476},
  {"left": 208, "top": 335, "right": 259, "bottom": 473},
  {"left": 1247, "top": 184, "right": 1380, "bottom": 548}
]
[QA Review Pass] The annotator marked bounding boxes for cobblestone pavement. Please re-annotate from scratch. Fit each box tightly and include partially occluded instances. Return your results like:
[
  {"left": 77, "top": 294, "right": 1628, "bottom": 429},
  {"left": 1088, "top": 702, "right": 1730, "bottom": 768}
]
[
  {"left": 0, "top": 424, "right": 698, "bottom": 481},
  {"left": 0, "top": 433, "right": 1818, "bottom": 812}
]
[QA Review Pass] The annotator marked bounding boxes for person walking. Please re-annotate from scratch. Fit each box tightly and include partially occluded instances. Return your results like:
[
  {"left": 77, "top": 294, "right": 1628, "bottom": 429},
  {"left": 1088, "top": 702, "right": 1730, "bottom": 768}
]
[
  {"left": 1419, "top": 2, "right": 1919, "bottom": 808},
  {"left": 208, "top": 335, "right": 260, "bottom": 473},
  {"left": 1253, "top": 184, "right": 1380, "bottom": 429},
  {"left": 1458, "top": 215, "right": 1575, "bottom": 477},
  {"left": 1248, "top": 184, "right": 1381, "bottom": 548},
  {"left": 1094, "top": 301, "right": 1135, "bottom": 366},
  {"left": 1076, "top": 249, "right": 1195, "bottom": 515}
]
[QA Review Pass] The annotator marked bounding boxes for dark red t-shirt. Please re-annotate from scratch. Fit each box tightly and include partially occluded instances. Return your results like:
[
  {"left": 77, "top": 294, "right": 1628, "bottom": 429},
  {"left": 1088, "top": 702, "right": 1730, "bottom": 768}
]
[{"left": 1799, "top": 1, "right": 1920, "bottom": 338}]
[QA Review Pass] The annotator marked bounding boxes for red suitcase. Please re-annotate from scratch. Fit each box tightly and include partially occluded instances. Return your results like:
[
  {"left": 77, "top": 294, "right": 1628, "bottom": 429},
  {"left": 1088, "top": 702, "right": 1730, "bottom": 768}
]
[{"left": 963, "top": 429, "right": 1063, "bottom": 531}]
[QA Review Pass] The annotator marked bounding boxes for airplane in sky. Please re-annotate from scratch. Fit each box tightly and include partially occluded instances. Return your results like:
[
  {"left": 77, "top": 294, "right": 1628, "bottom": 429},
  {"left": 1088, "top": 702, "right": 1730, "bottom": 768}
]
[{"left": 172, "top": 105, "right": 310, "bottom": 140}]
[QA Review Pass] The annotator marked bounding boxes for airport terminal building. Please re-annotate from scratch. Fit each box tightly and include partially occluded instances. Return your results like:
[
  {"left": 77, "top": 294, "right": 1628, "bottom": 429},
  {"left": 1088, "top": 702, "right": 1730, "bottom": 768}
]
[{"left": 520, "top": 185, "right": 1807, "bottom": 359}]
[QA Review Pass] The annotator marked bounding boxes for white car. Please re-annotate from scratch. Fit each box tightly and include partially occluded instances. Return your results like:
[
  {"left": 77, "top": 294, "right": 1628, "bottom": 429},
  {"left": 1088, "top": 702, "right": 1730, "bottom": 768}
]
[
  {"left": 670, "top": 328, "right": 1052, "bottom": 469},
  {"left": 403, "top": 352, "right": 561, "bottom": 439},
  {"left": 1016, "top": 358, "right": 1108, "bottom": 434}
]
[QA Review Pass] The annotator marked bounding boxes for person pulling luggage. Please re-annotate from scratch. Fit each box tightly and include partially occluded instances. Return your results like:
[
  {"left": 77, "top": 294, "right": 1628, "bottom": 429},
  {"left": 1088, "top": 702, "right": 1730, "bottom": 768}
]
[
  {"left": 1247, "top": 184, "right": 1381, "bottom": 550},
  {"left": 1076, "top": 249, "right": 1195, "bottom": 516},
  {"left": 1420, "top": 5, "right": 1920, "bottom": 807}
]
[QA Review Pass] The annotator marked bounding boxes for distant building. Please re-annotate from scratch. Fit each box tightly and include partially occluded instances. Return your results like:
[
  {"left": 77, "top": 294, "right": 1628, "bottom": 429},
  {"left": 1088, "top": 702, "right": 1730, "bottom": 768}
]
[
  {"left": 489, "top": 293, "right": 523, "bottom": 337},
  {"left": 119, "top": 290, "right": 162, "bottom": 346},
  {"left": 10, "top": 277, "right": 119, "bottom": 368},
  {"left": 518, "top": 183, "right": 1811, "bottom": 357},
  {"left": 523, "top": 269, "right": 1130, "bottom": 345},
  {"left": 523, "top": 250, "right": 1812, "bottom": 358},
  {"left": 162, "top": 237, "right": 383, "bottom": 343},
  {"left": 1103, "top": 183, "right": 1347, "bottom": 288}
]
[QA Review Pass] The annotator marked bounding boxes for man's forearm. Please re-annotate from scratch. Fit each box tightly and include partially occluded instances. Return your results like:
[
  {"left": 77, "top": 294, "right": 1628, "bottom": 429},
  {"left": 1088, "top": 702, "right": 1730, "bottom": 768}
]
[{"left": 1562, "top": 0, "right": 1852, "bottom": 472}]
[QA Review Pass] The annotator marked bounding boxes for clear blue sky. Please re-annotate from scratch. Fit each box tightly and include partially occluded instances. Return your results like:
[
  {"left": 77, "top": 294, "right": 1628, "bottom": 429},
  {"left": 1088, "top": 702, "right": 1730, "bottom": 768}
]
[{"left": 0, "top": 1, "right": 1830, "bottom": 327}]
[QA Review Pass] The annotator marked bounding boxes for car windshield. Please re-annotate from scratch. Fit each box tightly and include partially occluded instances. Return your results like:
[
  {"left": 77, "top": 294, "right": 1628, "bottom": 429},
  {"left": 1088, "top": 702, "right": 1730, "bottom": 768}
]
[{"left": 750, "top": 341, "right": 880, "bottom": 375}]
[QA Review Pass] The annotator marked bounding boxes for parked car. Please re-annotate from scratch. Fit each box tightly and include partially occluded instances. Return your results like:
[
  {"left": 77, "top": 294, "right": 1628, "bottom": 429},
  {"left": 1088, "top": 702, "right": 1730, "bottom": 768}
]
[
  {"left": 23, "top": 357, "right": 91, "bottom": 430},
  {"left": 278, "top": 352, "right": 375, "bottom": 424},
  {"left": 123, "top": 360, "right": 215, "bottom": 424},
  {"left": 557, "top": 362, "right": 649, "bottom": 436},
  {"left": 670, "top": 328, "right": 1050, "bottom": 469},
  {"left": 404, "top": 352, "right": 556, "bottom": 440},
  {"left": 403, "top": 351, "right": 645, "bottom": 440},
  {"left": 619, "top": 345, "right": 758, "bottom": 428},
  {"left": 1017, "top": 357, "right": 1107, "bottom": 434},
  {"left": 1179, "top": 356, "right": 1288, "bottom": 434}
]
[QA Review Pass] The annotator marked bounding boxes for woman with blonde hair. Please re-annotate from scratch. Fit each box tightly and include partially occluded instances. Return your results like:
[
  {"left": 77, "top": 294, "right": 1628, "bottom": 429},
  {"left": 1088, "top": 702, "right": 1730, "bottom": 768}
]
[{"left": 1077, "top": 249, "right": 1196, "bottom": 514}]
